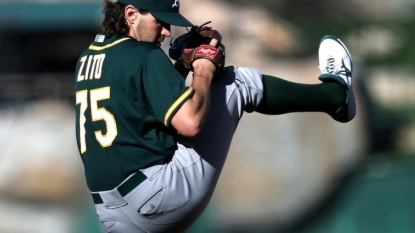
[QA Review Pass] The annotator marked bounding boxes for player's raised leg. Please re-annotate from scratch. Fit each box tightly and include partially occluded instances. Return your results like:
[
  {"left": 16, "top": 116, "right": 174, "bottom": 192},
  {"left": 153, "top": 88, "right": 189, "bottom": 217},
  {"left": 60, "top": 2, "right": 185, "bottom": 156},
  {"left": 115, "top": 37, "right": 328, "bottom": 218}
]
[{"left": 253, "top": 35, "right": 356, "bottom": 122}]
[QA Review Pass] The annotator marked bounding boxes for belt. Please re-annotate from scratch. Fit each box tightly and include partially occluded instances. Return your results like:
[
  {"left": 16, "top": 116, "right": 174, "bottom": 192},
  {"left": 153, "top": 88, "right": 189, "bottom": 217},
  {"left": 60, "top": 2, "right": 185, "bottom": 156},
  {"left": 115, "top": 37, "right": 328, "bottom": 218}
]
[{"left": 91, "top": 171, "right": 147, "bottom": 204}]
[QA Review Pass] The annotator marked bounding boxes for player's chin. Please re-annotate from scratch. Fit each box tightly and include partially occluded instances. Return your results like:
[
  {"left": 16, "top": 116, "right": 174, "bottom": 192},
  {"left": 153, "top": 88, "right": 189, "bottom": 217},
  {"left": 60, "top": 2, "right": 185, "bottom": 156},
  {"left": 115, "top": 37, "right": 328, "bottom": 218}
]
[{"left": 156, "top": 39, "right": 164, "bottom": 47}]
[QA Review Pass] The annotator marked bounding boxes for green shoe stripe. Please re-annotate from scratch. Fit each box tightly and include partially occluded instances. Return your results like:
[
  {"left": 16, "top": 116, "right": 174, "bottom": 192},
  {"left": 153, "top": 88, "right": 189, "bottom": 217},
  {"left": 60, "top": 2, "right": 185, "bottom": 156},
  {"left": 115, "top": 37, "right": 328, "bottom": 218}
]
[
  {"left": 318, "top": 74, "right": 347, "bottom": 87},
  {"left": 341, "top": 59, "right": 352, "bottom": 82}
]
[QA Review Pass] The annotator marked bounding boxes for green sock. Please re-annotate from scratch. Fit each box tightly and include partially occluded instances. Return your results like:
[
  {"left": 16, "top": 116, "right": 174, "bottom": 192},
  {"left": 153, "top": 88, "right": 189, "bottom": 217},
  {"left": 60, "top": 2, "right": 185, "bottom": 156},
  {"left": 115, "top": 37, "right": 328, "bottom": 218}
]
[{"left": 255, "top": 74, "right": 346, "bottom": 115}]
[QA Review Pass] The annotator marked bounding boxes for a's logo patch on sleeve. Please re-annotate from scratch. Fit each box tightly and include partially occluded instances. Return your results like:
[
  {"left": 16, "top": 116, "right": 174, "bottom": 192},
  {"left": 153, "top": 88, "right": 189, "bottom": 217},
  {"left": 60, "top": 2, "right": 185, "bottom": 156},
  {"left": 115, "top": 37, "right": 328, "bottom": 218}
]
[{"left": 95, "top": 35, "right": 106, "bottom": 43}]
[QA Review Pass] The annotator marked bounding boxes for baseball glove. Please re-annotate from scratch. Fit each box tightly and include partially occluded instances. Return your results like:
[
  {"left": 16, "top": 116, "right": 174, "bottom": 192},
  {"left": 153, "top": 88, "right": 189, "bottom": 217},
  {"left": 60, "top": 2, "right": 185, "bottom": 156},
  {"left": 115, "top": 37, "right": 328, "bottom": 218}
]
[{"left": 169, "top": 21, "right": 225, "bottom": 75}]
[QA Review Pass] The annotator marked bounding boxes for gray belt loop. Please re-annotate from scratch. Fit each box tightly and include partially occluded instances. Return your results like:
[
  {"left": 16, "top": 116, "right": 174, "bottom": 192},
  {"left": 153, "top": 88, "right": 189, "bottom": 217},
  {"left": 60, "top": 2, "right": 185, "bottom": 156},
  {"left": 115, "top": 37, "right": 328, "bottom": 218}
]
[{"left": 99, "top": 189, "right": 128, "bottom": 209}]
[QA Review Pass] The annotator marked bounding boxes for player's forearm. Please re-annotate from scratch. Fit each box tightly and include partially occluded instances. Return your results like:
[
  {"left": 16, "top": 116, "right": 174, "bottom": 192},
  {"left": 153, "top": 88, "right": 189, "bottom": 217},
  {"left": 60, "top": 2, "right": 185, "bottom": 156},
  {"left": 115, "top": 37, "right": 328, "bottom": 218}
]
[
  {"left": 171, "top": 63, "right": 214, "bottom": 137},
  {"left": 189, "top": 65, "right": 214, "bottom": 124}
]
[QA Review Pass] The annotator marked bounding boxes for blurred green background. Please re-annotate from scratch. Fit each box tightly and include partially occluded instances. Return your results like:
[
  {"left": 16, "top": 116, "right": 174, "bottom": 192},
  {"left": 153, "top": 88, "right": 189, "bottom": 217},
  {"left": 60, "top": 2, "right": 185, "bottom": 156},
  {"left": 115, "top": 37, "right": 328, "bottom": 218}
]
[{"left": 1, "top": 0, "right": 415, "bottom": 233}]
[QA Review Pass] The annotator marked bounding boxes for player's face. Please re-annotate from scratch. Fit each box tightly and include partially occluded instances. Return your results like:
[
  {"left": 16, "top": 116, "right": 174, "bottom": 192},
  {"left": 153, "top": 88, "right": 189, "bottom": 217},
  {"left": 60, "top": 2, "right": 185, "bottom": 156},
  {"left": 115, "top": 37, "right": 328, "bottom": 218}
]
[{"left": 135, "top": 13, "right": 171, "bottom": 46}]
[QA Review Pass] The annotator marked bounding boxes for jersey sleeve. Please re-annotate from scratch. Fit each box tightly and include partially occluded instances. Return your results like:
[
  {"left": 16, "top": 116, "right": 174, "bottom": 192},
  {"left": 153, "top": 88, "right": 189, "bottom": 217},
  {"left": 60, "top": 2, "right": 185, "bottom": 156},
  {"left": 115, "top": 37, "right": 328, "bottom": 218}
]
[{"left": 139, "top": 48, "right": 194, "bottom": 127}]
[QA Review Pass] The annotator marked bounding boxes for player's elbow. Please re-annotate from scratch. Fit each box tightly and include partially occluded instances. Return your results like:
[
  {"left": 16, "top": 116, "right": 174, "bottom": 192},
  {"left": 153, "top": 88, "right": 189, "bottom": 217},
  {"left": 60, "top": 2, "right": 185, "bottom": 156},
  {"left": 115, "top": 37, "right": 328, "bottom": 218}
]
[
  {"left": 171, "top": 115, "right": 205, "bottom": 137},
  {"left": 177, "top": 119, "right": 204, "bottom": 137}
]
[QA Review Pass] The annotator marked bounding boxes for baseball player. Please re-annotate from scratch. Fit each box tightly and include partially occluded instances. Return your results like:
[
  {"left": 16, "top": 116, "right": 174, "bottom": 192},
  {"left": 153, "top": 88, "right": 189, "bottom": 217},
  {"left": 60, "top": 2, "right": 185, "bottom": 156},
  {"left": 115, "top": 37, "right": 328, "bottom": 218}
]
[{"left": 74, "top": 0, "right": 355, "bottom": 232}]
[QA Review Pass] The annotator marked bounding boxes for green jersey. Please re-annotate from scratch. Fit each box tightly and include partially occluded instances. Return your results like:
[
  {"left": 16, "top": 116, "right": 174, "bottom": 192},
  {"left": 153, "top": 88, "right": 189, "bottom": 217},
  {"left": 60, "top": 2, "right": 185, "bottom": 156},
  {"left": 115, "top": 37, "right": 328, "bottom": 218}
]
[{"left": 75, "top": 34, "right": 194, "bottom": 191}]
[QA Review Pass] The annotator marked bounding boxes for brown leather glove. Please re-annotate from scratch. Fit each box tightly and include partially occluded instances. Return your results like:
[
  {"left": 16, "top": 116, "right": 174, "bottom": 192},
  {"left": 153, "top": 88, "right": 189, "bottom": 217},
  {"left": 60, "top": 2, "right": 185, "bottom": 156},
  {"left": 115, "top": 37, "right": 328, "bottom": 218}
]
[{"left": 169, "top": 22, "right": 226, "bottom": 76}]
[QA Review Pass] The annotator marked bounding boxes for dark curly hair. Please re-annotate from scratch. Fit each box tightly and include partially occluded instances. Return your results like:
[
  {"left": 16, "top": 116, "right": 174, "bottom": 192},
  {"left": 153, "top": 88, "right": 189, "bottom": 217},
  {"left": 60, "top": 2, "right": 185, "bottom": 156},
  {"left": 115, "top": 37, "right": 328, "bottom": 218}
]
[
  {"left": 102, "top": 0, "right": 128, "bottom": 36},
  {"left": 102, "top": 0, "right": 149, "bottom": 36}
]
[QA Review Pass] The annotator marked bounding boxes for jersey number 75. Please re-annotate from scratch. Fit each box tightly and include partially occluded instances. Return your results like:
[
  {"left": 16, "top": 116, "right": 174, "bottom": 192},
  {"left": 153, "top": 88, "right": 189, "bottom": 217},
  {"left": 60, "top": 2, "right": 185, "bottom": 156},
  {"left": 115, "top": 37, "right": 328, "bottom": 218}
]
[{"left": 76, "top": 87, "right": 118, "bottom": 154}]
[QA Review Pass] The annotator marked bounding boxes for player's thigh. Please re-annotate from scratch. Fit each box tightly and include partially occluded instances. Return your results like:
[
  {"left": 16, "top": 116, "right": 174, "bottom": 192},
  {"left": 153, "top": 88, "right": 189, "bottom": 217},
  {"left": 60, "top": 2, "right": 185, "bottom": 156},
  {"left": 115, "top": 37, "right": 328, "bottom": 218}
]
[{"left": 177, "top": 67, "right": 258, "bottom": 170}]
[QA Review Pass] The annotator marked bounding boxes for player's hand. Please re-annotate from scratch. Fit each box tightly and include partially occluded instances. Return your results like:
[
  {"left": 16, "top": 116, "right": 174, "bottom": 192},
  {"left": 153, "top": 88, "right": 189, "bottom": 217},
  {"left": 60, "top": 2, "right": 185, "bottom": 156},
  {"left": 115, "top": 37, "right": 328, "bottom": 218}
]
[{"left": 192, "top": 38, "right": 219, "bottom": 77}]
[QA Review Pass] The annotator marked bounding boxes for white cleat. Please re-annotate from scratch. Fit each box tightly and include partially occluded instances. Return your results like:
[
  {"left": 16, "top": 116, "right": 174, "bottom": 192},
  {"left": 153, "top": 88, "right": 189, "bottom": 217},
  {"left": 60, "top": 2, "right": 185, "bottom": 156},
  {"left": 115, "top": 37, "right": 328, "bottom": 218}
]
[{"left": 318, "top": 35, "right": 356, "bottom": 123}]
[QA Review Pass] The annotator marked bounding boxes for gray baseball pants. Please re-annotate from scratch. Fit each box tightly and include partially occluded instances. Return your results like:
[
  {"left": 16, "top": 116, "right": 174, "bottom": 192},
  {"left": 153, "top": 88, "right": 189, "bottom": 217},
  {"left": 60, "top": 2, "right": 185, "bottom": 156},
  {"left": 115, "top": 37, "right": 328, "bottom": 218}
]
[{"left": 93, "top": 66, "right": 264, "bottom": 233}]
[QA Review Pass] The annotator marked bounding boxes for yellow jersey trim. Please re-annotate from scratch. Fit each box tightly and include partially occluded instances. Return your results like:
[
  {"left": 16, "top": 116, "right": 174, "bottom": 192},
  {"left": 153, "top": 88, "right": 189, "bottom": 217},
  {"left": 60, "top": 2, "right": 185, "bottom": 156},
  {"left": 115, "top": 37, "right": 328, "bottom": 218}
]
[
  {"left": 89, "top": 38, "right": 131, "bottom": 51},
  {"left": 164, "top": 87, "right": 195, "bottom": 126}
]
